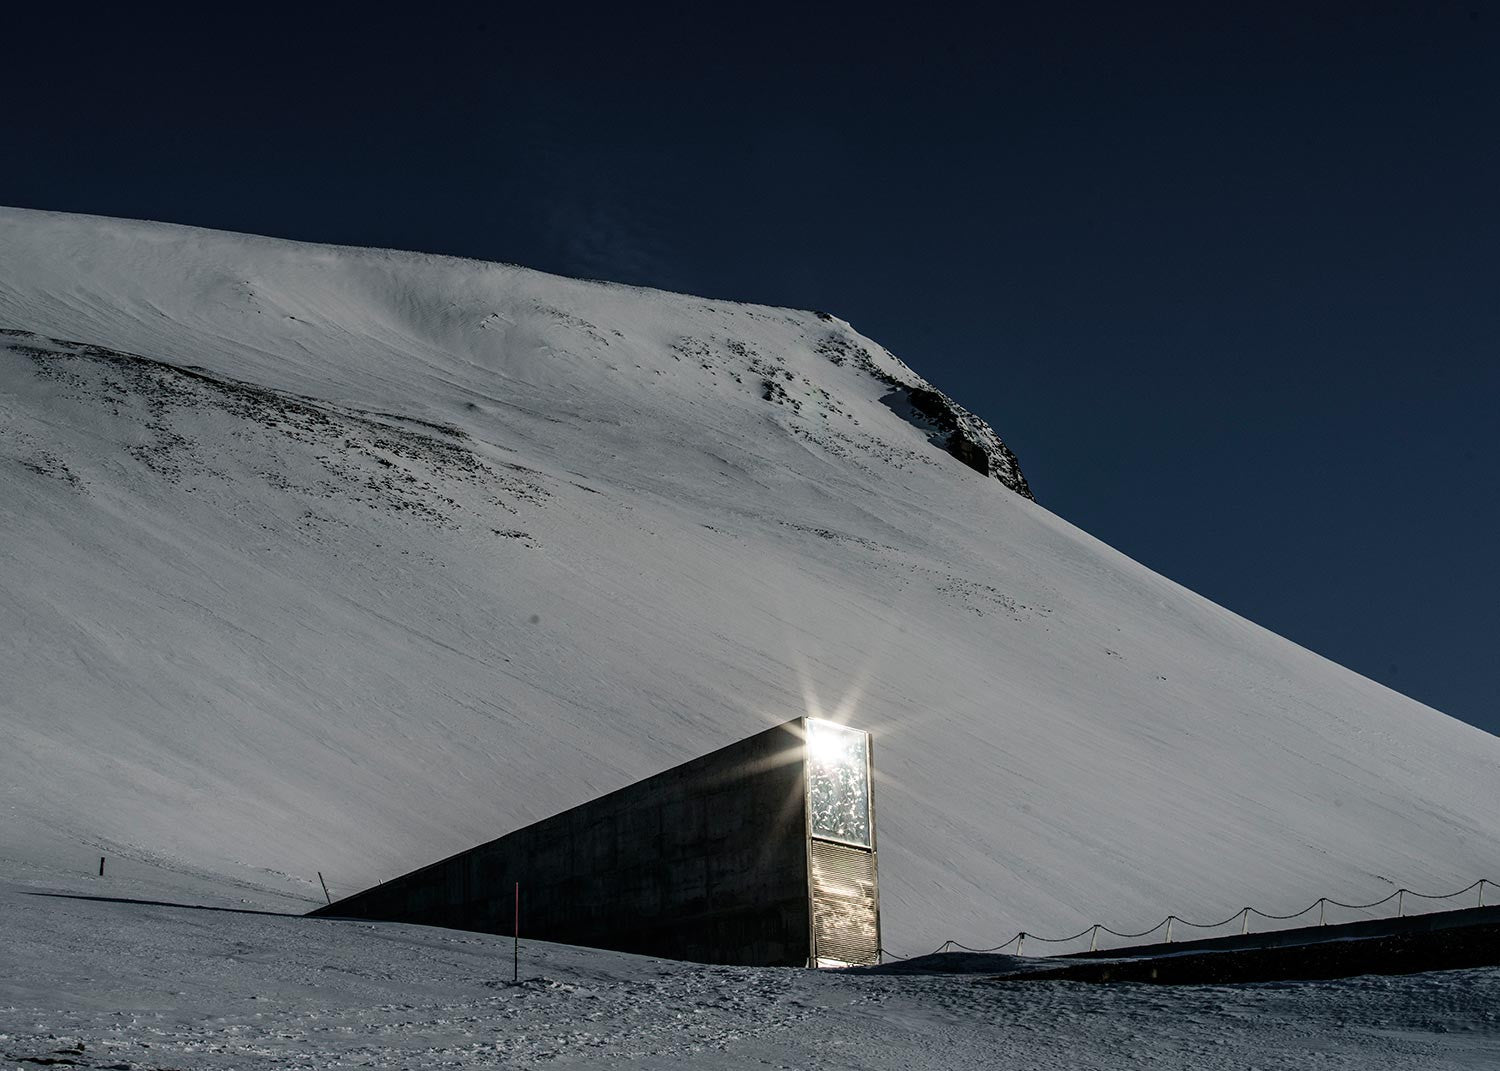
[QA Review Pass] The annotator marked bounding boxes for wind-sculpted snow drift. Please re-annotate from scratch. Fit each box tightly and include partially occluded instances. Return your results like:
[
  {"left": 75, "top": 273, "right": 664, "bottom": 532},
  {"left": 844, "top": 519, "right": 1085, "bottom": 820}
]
[{"left": 2, "top": 206, "right": 1498, "bottom": 956}]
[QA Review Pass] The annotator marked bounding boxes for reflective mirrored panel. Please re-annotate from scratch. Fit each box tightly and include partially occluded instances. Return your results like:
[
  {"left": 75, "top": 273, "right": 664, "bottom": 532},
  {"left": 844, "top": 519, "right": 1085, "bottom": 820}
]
[{"left": 805, "top": 719, "right": 871, "bottom": 847}]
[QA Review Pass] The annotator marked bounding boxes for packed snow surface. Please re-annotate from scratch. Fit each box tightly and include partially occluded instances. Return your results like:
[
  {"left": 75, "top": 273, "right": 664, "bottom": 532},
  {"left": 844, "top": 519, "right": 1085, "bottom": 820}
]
[
  {"left": 5, "top": 863, "right": 1500, "bottom": 1070},
  {"left": 2, "top": 206, "right": 1499, "bottom": 960}
]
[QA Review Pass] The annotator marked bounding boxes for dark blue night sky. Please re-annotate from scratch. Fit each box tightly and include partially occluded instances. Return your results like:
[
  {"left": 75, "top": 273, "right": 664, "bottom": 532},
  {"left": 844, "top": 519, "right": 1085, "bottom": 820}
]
[{"left": 6, "top": 4, "right": 1497, "bottom": 732}]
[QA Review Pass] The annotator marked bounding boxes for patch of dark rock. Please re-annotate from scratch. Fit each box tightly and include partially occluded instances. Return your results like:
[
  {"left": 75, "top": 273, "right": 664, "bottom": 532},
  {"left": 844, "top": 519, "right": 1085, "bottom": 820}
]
[
  {"left": 9, "top": 332, "right": 546, "bottom": 526},
  {"left": 813, "top": 334, "right": 902, "bottom": 387},
  {"left": 762, "top": 378, "right": 801, "bottom": 410},
  {"left": 880, "top": 385, "right": 1034, "bottom": 500},
  {"left": 18, "top": 455, "right": 83, "bottom": 488}
]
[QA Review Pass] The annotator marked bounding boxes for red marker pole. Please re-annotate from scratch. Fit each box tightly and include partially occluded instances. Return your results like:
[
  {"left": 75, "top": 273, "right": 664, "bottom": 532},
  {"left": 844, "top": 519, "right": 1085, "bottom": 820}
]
[{"left": 513, "top": 881, "right": 519, "bottom": 983}]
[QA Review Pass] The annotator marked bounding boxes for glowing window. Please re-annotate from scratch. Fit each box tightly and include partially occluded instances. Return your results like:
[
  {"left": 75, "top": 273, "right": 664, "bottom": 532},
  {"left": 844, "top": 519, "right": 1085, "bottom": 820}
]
[{"left": 806, "top": 719, "right": 871, "bottom": 848}]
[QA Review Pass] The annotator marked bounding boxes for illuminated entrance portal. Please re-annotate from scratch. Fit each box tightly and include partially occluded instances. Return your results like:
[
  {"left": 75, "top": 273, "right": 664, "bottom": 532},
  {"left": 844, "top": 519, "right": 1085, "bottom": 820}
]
[
  {"left": 311, "top": 717, "right": 880, "bottom": 967},
  {"left": 804, "top": 719, "right": 880, "bottom": 966}
]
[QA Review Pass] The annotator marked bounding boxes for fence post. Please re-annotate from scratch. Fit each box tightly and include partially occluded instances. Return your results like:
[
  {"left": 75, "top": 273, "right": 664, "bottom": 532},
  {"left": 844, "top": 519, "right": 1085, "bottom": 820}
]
[
  {"left": 1397, "top": 889, "right": 1405, "bottom": 917},
  {"left": 1481, "top": 880, "right": 1487, "bottom": 909},
  {"left": 1016, "top": 932, "right": 1026, "bottom": 956},
  {"left": 1165, "top": 916, "right": 1174, "bottom": 944},
  {"left": 1089, "top": 924, "right": 1100, "bottom": 953},
  {"left": 1241, "top": 907, "right": 1249, "bottom": 935},
  {"left": 1318, "top": 898, "right": 1326, "bottom": 926}
]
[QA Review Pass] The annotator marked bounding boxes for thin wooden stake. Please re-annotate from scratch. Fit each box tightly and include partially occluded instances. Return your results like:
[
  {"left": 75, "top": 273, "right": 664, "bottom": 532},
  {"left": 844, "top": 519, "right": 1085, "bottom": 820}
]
[
  {"left": 99, "top": 856, "right": 105, "bottom": 877},
  {"left": 318, "top": 871, "right": 331, "bottom": 905}
]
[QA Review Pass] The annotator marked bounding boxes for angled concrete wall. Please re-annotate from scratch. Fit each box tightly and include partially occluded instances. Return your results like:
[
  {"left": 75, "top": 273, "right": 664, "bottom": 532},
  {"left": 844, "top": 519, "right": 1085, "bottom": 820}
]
[{"left": 310, "top": 719, "right": 817, "bottom": 966}]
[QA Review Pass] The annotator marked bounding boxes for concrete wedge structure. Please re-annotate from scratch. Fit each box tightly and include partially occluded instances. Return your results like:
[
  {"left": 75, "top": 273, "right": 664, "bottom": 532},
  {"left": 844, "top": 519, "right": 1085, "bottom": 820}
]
[{"left": 310, "top": 718, "right": 880, "bottom": 967}]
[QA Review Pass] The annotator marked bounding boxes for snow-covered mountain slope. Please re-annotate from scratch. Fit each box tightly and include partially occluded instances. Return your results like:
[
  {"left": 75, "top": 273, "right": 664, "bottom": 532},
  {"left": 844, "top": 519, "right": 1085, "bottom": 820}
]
[{"left": 2, "top": 206, "right": 1497, "bottom": 954}]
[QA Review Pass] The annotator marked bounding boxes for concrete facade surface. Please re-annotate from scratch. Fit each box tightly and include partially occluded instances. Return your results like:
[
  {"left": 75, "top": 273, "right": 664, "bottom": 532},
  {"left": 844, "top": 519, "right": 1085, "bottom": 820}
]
[{"left": 311, "top": 719, "right": 830, "bottom": 966}]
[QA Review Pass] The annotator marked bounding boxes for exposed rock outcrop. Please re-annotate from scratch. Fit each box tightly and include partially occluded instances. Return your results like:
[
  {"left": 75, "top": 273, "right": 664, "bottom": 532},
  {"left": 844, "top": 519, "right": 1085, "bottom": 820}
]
[
  {"left": 813, "top": 328, "right": 1034, "bottom": 500},
  {"left": 884, "top": 384, "right": 1034, "bottom": 501}
]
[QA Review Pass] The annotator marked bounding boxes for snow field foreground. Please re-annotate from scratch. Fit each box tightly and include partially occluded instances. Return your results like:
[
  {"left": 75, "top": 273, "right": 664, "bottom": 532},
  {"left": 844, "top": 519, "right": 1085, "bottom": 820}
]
[
  {"left": 3, "top": 206, "right": 1500, "bottom": 957},
  {"left": 4, "top": 865, "right": 1500, "bottom": 1070}
]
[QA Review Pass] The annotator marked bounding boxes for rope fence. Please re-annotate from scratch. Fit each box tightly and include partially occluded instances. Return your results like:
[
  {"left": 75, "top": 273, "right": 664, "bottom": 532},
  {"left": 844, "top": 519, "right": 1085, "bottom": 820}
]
[{"left": 879, "top": 876, "right": 1498, "bottom": 963}]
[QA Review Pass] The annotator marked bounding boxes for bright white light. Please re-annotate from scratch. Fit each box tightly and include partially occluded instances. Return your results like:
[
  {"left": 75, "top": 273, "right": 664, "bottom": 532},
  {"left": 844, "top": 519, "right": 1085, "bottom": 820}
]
[
  {"left": 805, "top": 718, "right": 872, "bottom": 847},
  {"left": 806, "top": 718, "right": 854, "bottom": 765}
]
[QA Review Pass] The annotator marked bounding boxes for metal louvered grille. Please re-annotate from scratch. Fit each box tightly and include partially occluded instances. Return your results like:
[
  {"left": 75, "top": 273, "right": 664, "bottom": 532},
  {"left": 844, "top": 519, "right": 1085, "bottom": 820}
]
[{"left": 810, "top": 838, "right": 879, "bottom": 966}]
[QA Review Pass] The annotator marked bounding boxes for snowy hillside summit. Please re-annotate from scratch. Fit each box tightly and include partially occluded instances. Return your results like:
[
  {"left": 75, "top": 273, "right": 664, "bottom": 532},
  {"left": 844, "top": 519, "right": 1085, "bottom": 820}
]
[{"left": 2, "top": 206, "right": 1499, "bottom": 958}]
